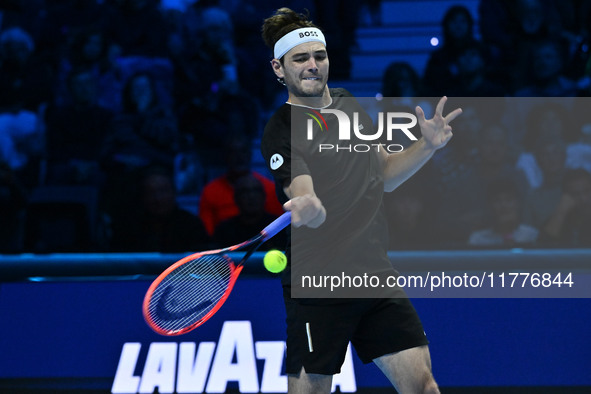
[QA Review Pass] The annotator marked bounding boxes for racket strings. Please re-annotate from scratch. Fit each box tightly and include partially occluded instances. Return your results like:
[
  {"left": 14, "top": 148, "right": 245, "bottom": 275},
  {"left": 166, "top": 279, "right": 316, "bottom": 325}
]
[{"left": 147, "top": 254, "right": 232, "bottom": 333}]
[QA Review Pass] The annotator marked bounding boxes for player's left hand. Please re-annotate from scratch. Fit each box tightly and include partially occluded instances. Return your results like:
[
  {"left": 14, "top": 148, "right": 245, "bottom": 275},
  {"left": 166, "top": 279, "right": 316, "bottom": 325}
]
[{"left": 415, "top": 96, "right": 462, "bottom": 150}]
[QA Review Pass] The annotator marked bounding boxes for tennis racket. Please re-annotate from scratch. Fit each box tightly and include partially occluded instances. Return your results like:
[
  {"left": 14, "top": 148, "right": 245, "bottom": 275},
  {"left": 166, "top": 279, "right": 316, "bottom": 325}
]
[{"left": 143, "top": 211, "right": 291, "bottom": 336}]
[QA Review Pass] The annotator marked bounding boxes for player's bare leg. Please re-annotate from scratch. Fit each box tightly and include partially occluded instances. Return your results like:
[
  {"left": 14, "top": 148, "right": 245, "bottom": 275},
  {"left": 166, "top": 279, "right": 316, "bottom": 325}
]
[
  {"left": 373, "top": 345, "right": 440, "bottom": 394},
  {"left": 288, "top": 367, "right": 332, "bottom": 394}
]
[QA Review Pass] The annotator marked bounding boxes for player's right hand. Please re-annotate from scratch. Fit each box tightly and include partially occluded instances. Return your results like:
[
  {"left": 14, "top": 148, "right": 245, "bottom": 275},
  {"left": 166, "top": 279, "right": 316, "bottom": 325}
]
[{"left": 283, "top": 194, "right": 326, "bottom": 228}]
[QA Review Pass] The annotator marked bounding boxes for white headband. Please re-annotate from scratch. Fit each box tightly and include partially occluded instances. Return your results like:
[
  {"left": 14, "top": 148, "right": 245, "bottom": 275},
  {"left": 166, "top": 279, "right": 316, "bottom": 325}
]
[{"left": 273, "top": 27, "right": 326, "bottom": 59}]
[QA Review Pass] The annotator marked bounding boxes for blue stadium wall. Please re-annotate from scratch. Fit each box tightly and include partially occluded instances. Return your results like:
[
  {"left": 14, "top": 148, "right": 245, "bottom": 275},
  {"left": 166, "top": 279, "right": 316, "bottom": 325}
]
[{"left": 0, "top": 250, "right": 589, "bottom": 393}]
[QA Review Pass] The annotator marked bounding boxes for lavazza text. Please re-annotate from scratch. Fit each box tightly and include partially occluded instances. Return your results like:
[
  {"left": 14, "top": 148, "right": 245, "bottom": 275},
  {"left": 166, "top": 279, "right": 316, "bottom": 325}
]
[{"left": 111, "top": 321, "right": 357, "bottom": 393}]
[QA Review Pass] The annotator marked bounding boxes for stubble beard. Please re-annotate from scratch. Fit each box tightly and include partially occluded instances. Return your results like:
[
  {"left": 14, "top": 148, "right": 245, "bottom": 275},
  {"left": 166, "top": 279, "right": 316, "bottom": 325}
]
[{"left": 291, "top": 78, "right": 328, "bottom": 99}]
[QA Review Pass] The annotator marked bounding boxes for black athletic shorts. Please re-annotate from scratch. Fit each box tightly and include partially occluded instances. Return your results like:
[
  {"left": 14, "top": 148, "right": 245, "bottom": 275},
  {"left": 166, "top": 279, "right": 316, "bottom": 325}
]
[{"left": 283, "top": 291, "right": 429, "bottom": 375}]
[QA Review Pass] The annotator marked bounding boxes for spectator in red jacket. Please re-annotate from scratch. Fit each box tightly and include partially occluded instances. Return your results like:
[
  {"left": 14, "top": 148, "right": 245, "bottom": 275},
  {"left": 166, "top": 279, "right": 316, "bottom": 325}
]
[{"left": 199, "top": 134, "right": 283, "bottom": 235}]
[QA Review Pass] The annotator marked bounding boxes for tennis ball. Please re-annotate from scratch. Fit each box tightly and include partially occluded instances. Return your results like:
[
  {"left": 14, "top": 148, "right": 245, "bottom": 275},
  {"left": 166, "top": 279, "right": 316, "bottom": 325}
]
[{"left": 263, "top": 249, "right": 287, "bottom": 273}]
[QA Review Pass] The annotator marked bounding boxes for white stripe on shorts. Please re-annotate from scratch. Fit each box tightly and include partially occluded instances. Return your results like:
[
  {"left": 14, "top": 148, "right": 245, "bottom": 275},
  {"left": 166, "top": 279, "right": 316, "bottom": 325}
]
[{"left": 305, "top": 322, "right": 314, "bottom": 352}]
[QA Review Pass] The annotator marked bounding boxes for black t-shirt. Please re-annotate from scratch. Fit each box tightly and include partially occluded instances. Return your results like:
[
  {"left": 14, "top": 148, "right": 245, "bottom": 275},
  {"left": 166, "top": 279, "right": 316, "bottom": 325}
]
[{"left": 261, "top": 88, "right": 396, "bottom": 296}]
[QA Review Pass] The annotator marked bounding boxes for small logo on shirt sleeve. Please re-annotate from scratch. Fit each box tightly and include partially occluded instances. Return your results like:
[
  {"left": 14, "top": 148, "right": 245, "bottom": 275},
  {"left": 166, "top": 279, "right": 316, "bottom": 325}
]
[{"left": 270, "top": 153, "right": 284, "bottom": 170}]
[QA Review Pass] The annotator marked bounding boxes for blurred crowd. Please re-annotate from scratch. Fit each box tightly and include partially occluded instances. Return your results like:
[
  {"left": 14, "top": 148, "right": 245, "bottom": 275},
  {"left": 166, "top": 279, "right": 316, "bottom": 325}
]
[
  {"left": 380, "top": 0, "right": 591, "bottom": 250},
  {"left": 0, "top": 0, "right": 590, "bottom": 254}
]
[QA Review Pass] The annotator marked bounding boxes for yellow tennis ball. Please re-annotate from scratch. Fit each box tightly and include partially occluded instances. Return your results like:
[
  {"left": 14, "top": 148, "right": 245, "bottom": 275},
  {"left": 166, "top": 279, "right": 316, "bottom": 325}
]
[{"left": 263, "top": 249, "right": 287, "bottom": 273}]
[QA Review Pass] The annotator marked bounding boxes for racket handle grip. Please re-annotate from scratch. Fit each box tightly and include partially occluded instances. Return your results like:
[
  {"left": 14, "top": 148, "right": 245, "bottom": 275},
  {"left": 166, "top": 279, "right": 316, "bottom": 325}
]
[{"left": 262, "top": 211, "right": 291, "bottom": 240}]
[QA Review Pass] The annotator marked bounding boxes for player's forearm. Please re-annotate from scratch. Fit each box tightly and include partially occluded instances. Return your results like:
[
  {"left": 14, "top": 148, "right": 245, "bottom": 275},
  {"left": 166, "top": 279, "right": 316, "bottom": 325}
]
[
  {"left": 382, "top": 138, "right": 435, "bottom": 192},
  {"left": 283, "top": 175, "right": 326, "bottom": 228},
  {"left": 283, "top": 174, "right": 315, "bottom": 199}
]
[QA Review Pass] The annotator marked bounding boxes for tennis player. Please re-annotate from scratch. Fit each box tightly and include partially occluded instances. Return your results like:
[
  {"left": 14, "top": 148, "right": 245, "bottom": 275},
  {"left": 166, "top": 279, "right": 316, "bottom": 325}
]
[{"left": 260, "top": 8, "right": 461, "bottom": 394}]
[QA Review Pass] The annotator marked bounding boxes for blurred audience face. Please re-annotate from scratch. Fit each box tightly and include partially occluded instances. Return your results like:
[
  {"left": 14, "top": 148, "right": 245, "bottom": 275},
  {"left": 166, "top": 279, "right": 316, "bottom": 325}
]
[
  {"left": 442, "top": 6, "right": 472, "bottom": 43},
  {"left": 537, "top": 107, "right": 565, "bottom": 139},
  {"left": 201, "top": 7, "right": 233, "bottom": 45},
  {"left": 457, "top": 47, "right": 484, "bottom": 76},
  {"left": 82, "top": 33, "right": 103, "bottom": 62},
  {"left": 233, "top": 175, "right": 266, "bottom": 216},
  {"left": 167, "top": 32, "right": 184, "bottom": 57},
  {"left": 126, "top": 0, "right": 149, "bottom": 12},
  {"left": 479, "top": 125, "right": 509, "bottom": 166},
  {"left": 142, "top": 172, "right": 176, "bottom": 218},
  {"left": 225, "top": 137, "right": 252, "bottom": 176},
  {"left": 565, "top": 172, "right": 591, "bottom": 214},
  {"left": 518, "top": 0, "right": 544, "bottom": 35},
  {"left": 69, "top": 71, "right": 98, "bottom": 106},
  {"left": 2, "top": 41, "right": 31, "bottom": 65},
  {"left": 534, "top": 139, "right": 566, "bottom": 180},
  {"left": 491, "top": 190, "right": 520, "bottom": 229},
  {"left": 452, "top": 106, "right": 482, "bottom": 148},
  {"left": 130, "top": 74, "right": 154, "bottom": 112},
  {"left": 446, "top": 12, "right": 470, "bottom": 41},
  {"left": 0, "top": 28, "right": 34, "bottom": 66},
  {"left": 382, "top": 62, "right": 418, "bottom": 97},
  {"left": 393, "top": 68, "right": 415, "bottom": 96},
  {"left": 532, "top": 42, "right": 563, "bottom": 82}
]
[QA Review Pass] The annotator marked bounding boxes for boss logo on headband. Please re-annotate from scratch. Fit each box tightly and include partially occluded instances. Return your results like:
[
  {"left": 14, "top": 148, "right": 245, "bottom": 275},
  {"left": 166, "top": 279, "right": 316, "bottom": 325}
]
[
  {"left": 299, "top": 31, "right": 319, "bottom": 38},
  {"left": 274, "top": 27, "right": 326, "bottom": 59}
]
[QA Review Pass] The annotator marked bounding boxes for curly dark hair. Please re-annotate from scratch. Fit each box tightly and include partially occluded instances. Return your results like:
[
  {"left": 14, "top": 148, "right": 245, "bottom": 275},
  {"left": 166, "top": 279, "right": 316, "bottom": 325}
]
[{"left": 261, "top": 7, "right": 318, "bottom": 59}]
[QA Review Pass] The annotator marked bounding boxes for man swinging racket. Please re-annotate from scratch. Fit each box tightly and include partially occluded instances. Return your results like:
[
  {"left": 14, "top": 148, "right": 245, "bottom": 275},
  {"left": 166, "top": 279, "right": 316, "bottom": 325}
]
[{"left": 261, "top": 8, "right": 461, "bottom": 394}]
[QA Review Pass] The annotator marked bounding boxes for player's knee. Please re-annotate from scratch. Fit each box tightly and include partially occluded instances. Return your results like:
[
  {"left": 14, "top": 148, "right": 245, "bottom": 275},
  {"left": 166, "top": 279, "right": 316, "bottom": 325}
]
[
  {"left": 402, "top": 371, "right": 439, "bottom": 394},
  {"left": 422, "top": 376, "right": 440, "bottom": 394}
]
